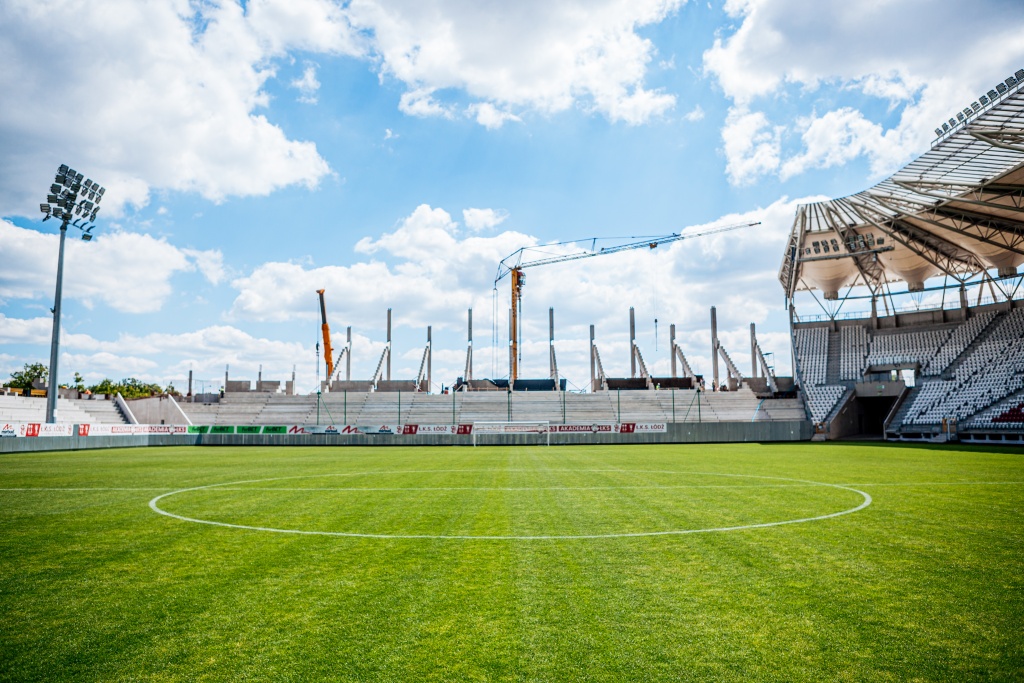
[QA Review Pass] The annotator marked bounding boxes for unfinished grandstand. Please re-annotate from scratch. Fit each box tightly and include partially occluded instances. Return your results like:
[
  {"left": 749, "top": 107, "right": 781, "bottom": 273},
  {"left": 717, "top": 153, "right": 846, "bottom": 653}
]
[{"left": 781, "top": 68, "right": 1024, "bottom": 444}]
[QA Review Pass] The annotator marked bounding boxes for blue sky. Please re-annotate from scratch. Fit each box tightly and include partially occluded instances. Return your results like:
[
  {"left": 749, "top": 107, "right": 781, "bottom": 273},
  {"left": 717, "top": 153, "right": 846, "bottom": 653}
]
[{"left": 2, "top": 0, "right": 1023, "bottom": 393}]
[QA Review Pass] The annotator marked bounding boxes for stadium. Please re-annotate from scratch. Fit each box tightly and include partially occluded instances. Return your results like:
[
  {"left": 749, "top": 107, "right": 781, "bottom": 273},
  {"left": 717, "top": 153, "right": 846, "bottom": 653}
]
[
  {"left": 2, "top": 20, "right": 1023, "bottom": 683},
  {"left": 4, "top": 70, "right": 1024, "bottom": 449}
]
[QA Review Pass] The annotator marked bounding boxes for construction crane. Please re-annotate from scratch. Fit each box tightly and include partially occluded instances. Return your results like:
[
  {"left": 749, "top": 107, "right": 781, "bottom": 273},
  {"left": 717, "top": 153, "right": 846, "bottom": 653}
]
[
  {"left": 316, "top": 289, "right": 334, "bottom": 382},
  {"left": 494, "top": 220, "right": 761, "bottom": 383}
]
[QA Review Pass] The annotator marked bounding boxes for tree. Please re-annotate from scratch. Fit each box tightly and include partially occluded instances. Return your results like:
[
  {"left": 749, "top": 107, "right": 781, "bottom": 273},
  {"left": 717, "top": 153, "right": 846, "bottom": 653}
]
[
  {"left": 73, "top": 372, "right": 86, "bottom": 393},
  {"left": 8, "top": 363, "right": 48, "bottom": 390},
  {"left": 87, "top": 377, "right": 164, "bottom": 399}
]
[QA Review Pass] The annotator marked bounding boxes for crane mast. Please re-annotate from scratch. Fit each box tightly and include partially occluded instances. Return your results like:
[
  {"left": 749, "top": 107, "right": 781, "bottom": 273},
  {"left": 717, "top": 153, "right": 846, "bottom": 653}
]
[
  {"left": 510, "top": 267, "right": 524, "bottom": 383},
  {"left": 495, "top": 220, "right": 761, "bottom": 384},
  {"left": 316, "top": 289, "right": 334, "bottom": 381}
]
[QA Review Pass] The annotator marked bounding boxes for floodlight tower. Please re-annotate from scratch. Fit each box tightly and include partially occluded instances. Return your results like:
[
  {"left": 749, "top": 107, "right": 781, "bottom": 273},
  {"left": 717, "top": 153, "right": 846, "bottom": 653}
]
[{"left": 40, "top": 163, "right": 105, "bottom": 423}]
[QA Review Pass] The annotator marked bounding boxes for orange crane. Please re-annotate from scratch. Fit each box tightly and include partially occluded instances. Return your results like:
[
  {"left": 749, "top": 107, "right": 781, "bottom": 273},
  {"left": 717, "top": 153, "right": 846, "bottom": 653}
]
[
  {"left": 316, "top": 289, "right": 334, "bottom": 381},
  {"left": 494, "top": 220, "right": 761, "bottom": 383}
]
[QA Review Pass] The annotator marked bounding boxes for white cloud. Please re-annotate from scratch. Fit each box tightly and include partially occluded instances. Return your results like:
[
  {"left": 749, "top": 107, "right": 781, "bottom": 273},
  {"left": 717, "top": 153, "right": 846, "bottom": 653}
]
[
  {"left": 0, "top": 0, "right": 336, "bottom": 217},
  {"left": 182, "top": 248, "right": 228, "bottom": 286},
  {"left": 462, "top": 208, "right": 510, "bottom": 232},
  {"left": 51, "top": 325, "right": 312, "bottom": 389},
  {"left": 291, "top": 65, "right": 322, "bottom": 104},
  {"left": 348, "top": 0, "right": 682, "bottom": 125},
  {"left": 0, "top": 314, "right": 51, "bottom": 345},
  {"left": 399, "top": 89, "right": 456, "bottom": 119},
  {"left": 0, "top": 220, "right": 223, "bottom": 313},
  {"left": 467, "top": 103, "right": 522, "bottom": 129},
  {"left": 704, "top": 0, "right": 1024, "bottom": 184},
  {"left": 721, "top": 107, "right": 782, "bottom": 185},
  {"left": 684, "top": 105, "right": 705, "bottom": 122}
]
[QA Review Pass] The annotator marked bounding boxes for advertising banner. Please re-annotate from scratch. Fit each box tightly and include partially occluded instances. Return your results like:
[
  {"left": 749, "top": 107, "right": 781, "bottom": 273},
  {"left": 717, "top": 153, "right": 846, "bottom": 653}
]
[
  {"left": 358, "top": 425, "right": 397, "bottom": 435},
  {"left": 473, "top": 423, "right": 550, "bottom": 434},
  {"left": 1, "top": 422, "right": 27, "bottom": 437},
  {"left": 287, "top": 425, "right": 363, "bottom": 435},
  {"left": 78, "top": 424, "right": 189, "bottom": 436},
  {"left": 401, "top": 424, "right": 466, "bottom": 435},
  {"left": 618, "top": 422, "right": 668, "bottom": 433},
  {"left": 550, "top": 424, "right": 616, "bottom": 433}
]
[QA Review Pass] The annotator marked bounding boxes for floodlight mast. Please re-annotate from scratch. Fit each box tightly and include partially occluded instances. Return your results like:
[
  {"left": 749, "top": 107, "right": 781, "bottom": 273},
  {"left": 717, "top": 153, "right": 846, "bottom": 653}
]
[
  {"left": 494, "top": 220, "right": 761, "bottom": 384},
  {"left": 41, "top": 164, "right": 105, "bottom": 423}
]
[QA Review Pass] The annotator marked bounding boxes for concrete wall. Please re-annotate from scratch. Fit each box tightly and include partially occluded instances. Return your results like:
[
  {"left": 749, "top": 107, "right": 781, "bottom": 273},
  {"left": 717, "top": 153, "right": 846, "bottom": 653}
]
[
  {"left": 126, "top": 396, "right": 189, "bottom": 425},
  {"left": 1, "top": 421, "right": 811, "bottom": 453}
]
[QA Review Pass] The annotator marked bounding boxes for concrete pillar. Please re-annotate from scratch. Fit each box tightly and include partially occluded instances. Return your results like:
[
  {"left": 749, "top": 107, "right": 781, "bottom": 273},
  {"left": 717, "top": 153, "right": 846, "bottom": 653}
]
[
  {"left": 590, "top": 324, "right": 596, "bottom": 392},
  {"left": 710, "top": 306, "right": 719, "bottom": 389},
  {"left": 386, "top": 308, "right": 392, "bottom": 381},
  {"left": 346, "top": 327, "right": 352, "bottom": 381},
  {"left": 630, "top": 307, "right": 637, "bottom": 378},
  {"left": 187, "top": 369, "right": 193, "bottom": 397},
  {"left": 549, "top": 308, "right": 556, "bottom": 381},
  {"left": 750, "top": 323, "right": 757, "bottom": 378},
  {"left": 670, "top": 324, "right": 677, "bottom": 378},
  {"left": 466, "top": 308, "right": 473, "bottom": 381},
  {"left": 427, "top": 326, "right": 432, "bottom": 392}
]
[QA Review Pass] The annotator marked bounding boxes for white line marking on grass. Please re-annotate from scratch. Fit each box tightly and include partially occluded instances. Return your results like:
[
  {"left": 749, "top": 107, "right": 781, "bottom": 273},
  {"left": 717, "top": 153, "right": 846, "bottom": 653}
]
[
  {"left": 196, "top": 483, "right": 828, "bottom": 492},
  {"left": 148, "top": 471, "right": 874, "bottom": 540},
  {"left": 0, "top": 487, "right": 173, "bottom": 491},
  {"left": 839, "top": 482, "right": 1024, "bottom": 487}
]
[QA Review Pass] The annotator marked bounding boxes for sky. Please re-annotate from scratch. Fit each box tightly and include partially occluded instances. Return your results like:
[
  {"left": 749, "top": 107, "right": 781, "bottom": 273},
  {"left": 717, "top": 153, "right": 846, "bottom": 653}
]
[{"left": 2, "top": 0, "right": 1023, "bottom": 395}]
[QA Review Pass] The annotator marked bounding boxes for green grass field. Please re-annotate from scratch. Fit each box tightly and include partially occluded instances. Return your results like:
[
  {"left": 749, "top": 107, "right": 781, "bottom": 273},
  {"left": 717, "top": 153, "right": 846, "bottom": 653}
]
[{"left": 1, "top": 442, "right": 1022, "bottom": 681}]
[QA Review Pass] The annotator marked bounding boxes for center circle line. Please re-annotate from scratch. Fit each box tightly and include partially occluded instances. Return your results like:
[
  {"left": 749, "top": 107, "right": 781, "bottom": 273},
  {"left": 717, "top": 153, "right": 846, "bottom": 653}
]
[{"left": 148, "top": 470, "right": 872, "bottom": 540}]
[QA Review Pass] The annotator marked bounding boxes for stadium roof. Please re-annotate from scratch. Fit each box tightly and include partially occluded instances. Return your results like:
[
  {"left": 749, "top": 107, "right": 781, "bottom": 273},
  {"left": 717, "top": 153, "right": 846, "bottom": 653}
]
[{"left": 780, "top": 68, "right": 1024, "bottom": 302}]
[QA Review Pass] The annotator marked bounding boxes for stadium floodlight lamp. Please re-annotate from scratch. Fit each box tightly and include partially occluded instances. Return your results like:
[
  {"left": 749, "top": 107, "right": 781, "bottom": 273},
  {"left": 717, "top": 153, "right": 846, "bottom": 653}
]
[
  {"left": 934, "top": 128, "right": 943, "bottom": 137},
  {"left": 41, "top": 162, "right": 104, "bottom": 424}
]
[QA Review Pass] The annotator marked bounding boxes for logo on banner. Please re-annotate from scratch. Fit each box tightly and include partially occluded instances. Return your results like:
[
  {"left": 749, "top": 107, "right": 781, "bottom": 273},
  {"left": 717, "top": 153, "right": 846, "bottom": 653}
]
[
  {"left": 457, "top": 424, "right": 473, "bottom": 435},
  {"left": 21, "top": 423, "right": 41, "bottom": 437},
  {"left": 288, "top": 425, "right": 309, "bottom": 434},
  {"left": 551, "top": 424, "right": 614, "bottom": 433},
  {"left": 403, "top": 424, "right": 419, "bottom": 435},
  {"left": 78, "top": 424, "right": 91, "bottom": 437},
  {"left": 618, "top": 423, "right": 636, "bottom": 433},
  {"left": 1, "top": 423, "right": 17, "bottom": 437}
]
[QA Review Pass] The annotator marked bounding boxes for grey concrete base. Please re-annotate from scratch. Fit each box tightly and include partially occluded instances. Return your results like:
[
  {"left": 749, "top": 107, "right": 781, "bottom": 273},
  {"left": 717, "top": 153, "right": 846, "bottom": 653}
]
[{"left": 0, "top": 421, "right": 812, "bottom": 453}]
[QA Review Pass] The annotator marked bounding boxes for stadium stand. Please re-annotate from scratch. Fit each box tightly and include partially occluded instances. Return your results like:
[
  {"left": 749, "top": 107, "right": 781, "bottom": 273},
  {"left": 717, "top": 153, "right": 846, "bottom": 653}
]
[
  {"left": 781, "top": 68, "right": 1024, "bottom": 441},
  {"left": 169, "top": 386, "right": 806, "bottom": 427},
  {"left": 790, "top": 303, "right": 1024, "bottom": 438},
  {"left": 0, "top": 394, "right": 128, "bottom": 424},
  {"left": 901, "top": 308, "right": 1024, "bottom": 427}
]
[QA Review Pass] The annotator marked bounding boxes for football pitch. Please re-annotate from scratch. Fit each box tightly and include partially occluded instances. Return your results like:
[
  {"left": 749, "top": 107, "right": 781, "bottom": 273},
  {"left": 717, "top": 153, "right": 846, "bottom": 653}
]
[{"left": 1, "top": 442, "right": 1022, "bottom": 681}]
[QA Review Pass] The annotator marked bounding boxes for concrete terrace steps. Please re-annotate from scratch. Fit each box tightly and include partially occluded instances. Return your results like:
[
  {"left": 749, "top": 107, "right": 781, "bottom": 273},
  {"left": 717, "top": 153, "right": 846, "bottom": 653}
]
[
  {"left": 75, "top": 399, "right": 130, "bottom": 425},
  {"left": 157, "top": 390, "right": 809, "bottom": 427},
  {"left": 0, "top": 395, "right": 128, "bottom": 425}
]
